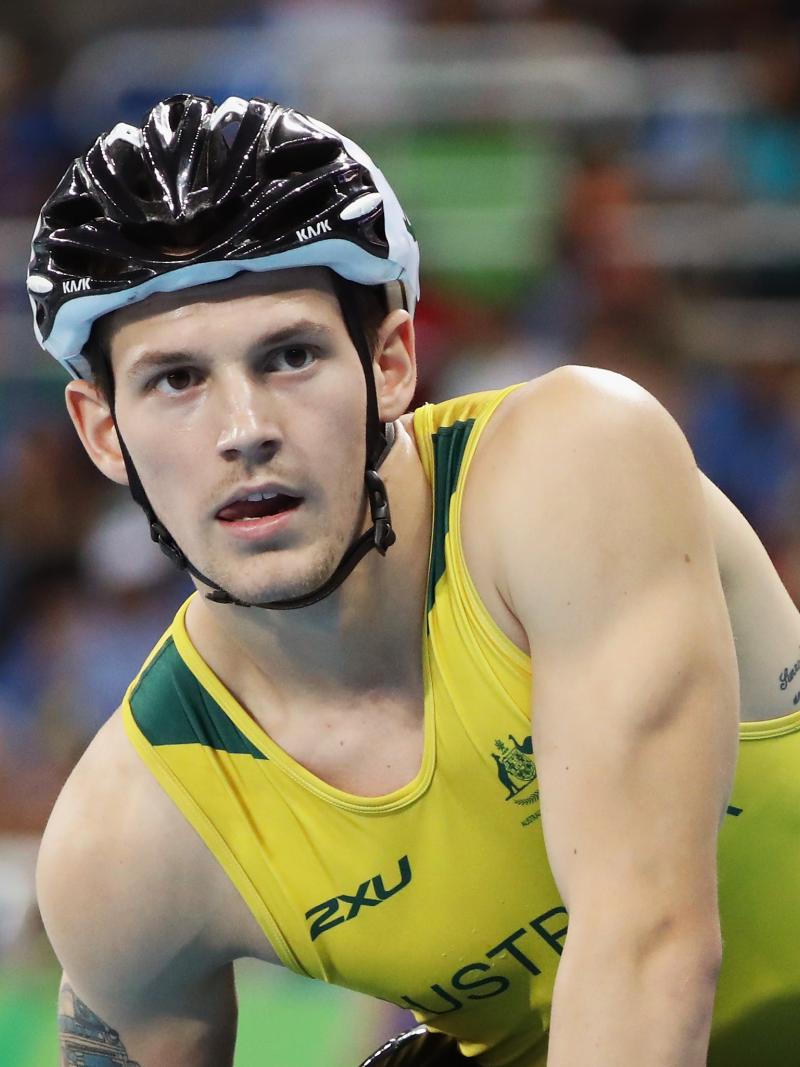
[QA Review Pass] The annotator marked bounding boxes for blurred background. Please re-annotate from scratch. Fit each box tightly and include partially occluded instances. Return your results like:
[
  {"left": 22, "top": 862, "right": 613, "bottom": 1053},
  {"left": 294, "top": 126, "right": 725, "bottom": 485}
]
[{"left": 1, "top": 0, "right": 800, "bottom": 1062}]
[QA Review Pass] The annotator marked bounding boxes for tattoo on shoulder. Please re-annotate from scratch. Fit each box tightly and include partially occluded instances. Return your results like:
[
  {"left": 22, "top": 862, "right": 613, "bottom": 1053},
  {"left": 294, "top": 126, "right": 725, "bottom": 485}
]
[{"left": 58, "top": 981, "right": 142, "bottom": 1066}]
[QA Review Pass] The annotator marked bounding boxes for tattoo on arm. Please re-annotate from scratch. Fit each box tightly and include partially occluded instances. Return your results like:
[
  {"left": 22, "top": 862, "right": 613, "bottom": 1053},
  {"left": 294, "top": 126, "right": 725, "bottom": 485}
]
[
  {"left": 58, "top": 981, "right": 142, "bottom": 1067},
  {"left": 777, "top": 650, "right": 800, "bottom": 707}
]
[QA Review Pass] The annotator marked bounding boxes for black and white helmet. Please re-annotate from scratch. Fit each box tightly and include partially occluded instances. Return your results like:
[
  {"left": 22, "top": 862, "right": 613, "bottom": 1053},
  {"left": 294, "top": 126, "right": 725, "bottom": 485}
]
[
  {"left": 26, "top": 94, "right": 420, "bottom": 612},
  {"left": 27, "top": 93, "right": 419, "bottom": 380}
]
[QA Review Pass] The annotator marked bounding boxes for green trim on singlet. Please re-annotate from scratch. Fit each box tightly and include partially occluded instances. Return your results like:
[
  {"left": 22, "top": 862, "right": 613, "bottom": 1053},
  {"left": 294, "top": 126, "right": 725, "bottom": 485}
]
[
  {"left": 427, "top": 418, "right": 476, "bottom": 612},
  {"left": 129, "top": 636, "right": 267, "bottom": 759}
]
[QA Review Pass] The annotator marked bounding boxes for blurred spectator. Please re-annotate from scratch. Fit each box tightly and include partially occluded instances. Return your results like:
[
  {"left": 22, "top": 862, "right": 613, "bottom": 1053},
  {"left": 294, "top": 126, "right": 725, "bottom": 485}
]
[
  {"left": 689, "top": 359, "right": 800, "bottom": 545},
  {"left": 0, "top": 34, "right": 64, "bottom": 216},
  {"left": 0, "top": 492, "right": 188, "bottom": 833},
  {"left": 517, "top": 142, "right": 664, "bottom": 362},
  {"left": 727, "top": 30, "right": 800, "bottom": 203},
  {"left": 0, "top": 419, "right": 102, "bottom": 639},
  {"left": 432, "top": 303, "right": 557, "bottom": 401},
  {"left": 262, "top": 0, "right": 412, "bottom": 118}
]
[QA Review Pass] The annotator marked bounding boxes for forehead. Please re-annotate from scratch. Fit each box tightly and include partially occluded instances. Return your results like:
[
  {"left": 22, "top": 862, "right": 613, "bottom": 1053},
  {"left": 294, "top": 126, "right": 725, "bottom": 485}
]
[{"left": 103, "top": 267, "right": 341, "bottom": 353}]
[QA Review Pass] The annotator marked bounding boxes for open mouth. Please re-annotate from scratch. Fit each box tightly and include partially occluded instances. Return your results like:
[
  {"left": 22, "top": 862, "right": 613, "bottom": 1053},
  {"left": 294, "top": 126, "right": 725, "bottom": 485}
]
[{"left": 216, "top": 492, "right": 302, "bottom": 523}]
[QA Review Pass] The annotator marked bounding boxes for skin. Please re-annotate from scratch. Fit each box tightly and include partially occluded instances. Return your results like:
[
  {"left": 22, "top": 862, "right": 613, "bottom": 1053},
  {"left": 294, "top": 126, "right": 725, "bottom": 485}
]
[
  {"left": 38, "top": 267, "right": 800, "bottom": 1065},
  {"left": 66, "top": 270, "right": 431, "bottom": 751},
  {"left": 466, "top": 373, "right": 737, "bottom": 1064}
]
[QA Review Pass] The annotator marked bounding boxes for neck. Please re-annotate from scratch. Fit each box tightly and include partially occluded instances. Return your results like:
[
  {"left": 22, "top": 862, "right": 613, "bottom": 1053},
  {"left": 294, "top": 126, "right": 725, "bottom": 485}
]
[{"left": 184, "top": 416, "right": 431, "bottom": 711}]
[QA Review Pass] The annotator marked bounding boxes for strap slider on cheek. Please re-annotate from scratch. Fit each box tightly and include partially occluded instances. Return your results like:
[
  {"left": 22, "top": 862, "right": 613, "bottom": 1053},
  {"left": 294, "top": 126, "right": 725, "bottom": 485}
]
[{"left": 150, "top": 519, "right": 188, "bottom": 569}]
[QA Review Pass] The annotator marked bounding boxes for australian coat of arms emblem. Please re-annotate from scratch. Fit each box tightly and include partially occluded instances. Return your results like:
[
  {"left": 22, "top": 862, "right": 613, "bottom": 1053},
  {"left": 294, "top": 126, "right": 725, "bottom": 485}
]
[{"left": 492, "top": 734, "right": 538, "bottom": 806}]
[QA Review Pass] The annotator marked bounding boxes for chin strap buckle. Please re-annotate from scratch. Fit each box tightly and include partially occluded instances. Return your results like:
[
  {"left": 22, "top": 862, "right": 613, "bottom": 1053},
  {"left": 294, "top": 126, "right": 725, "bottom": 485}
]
[{"left": 364, "top": 468, "right": 396, "bottom": 554}]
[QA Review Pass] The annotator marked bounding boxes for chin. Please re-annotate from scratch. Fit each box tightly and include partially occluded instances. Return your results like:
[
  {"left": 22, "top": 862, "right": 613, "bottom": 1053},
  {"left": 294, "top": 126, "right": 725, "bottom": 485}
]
[{"left": 204, "top": 545, "right": 344, "bottom": 607}]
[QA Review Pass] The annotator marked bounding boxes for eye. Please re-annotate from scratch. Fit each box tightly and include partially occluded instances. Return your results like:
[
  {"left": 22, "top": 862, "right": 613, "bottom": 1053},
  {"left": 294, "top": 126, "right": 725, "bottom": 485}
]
[
  {"left": 151, "top": 367, "right": 201, "bottom": 395},
  {"left": 269, "top": 345, "right": 316, "bottom": 372}
]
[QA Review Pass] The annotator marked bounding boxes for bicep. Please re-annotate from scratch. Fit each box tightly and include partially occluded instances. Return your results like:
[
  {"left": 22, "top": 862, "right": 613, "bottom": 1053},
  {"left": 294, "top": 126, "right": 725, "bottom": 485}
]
[
  {"left": 492, "top": 369, "right": 740, "bottom": 932},
  {"left": 530, "top": 575, "right": 738, "bottom": 929}
]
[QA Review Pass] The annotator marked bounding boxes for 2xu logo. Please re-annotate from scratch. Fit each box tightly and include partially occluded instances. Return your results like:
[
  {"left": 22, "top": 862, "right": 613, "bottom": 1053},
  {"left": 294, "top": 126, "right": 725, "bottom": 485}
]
[{"left": 306, "top": 855, "right": 412, "bottom": 942}]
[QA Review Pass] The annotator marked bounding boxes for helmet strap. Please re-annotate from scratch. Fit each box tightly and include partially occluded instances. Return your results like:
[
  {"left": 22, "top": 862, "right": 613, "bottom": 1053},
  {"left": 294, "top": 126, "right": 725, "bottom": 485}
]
[
  {"left": 329, "top": 273, "right": 396, "bottom": 552},
  {"left": 104, "top": 279, "right": 397, "bottom": 610}
]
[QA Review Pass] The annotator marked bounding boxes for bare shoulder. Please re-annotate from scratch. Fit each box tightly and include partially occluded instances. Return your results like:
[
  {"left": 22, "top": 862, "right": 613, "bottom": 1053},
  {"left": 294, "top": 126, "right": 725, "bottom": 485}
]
[
  {"left": 477, "top": 364, "right": 685, "bottom": 462},
  {"left": 462, "top": 366, "right": 713, "bottom": 641},
  {"left": 36, "top": 708, "right": 251, "bottom": 1010}
]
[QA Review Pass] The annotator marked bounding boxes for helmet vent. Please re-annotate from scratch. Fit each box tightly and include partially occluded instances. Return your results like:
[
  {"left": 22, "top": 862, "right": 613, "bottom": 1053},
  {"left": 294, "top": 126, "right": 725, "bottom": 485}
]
[
  {"left": 219, "top": 119, "right": 241, "bottom": 151},
  {"left": 51, "top": 245, "right": 137, "bottom": 281},
  {"left": 254, "top": 182, "right": 333, "bottom": 241},
  {"left": 166, "top": 97, "right": 187, "bottom": 132},
  {"left": 267, "top": 139, "right": 341, "bottom": 183},
  {"left": 121, "top": 197, "right": 243, "bottom": 255},
  {"left": 364, "top": 210, "right": 387, "bottom": 248},
  {"left": 110, "top": 139, "right": 162, "bottom": 203},
  {"left": 45, "top": 196, "right": 100, "bottom": 230}
]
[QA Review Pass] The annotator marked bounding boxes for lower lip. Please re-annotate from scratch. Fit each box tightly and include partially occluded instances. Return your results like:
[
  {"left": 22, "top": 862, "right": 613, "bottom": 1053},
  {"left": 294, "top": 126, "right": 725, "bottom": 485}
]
[{"left": 216, "top": 504, "right": 301, "bottom": 543}]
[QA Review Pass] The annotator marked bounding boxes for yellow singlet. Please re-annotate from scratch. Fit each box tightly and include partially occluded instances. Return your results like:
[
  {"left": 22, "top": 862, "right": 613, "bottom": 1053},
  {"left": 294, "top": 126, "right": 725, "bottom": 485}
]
[{"left": 122, "top": 387, "right": 800, "bottom": 1066}]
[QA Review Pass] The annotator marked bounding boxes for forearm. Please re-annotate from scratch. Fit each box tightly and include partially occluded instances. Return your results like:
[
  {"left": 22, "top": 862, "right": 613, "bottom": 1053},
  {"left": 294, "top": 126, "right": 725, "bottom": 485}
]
[
  {"left": 546, "top": 933, "right": 720, "bottom": 1067},
  {"left": 58, "top": 975, "right": 237, "bottom": 1067}
]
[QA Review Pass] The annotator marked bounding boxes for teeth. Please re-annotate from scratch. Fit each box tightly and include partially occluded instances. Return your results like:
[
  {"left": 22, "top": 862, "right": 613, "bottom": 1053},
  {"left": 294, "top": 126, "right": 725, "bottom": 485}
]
[{"left": 245, "top": 491, "right": 278, "bottom": 502}]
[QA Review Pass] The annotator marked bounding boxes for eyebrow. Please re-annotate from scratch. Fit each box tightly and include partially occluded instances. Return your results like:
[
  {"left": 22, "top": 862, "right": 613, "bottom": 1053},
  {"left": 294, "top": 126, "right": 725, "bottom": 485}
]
[{"left": 125, "top": 319, "right": 337, "bottom": 380}]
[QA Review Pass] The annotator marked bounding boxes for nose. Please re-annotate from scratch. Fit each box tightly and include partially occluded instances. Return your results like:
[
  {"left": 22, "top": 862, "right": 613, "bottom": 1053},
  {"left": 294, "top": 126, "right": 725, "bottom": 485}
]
[{"left": 214, "top": 370, "right": 281, "bottom": 463}]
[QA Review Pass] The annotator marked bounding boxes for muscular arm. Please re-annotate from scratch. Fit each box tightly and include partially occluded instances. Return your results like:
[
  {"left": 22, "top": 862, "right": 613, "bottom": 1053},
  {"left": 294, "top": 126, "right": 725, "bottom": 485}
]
[
  {"left": 37, "top": 713, "right": 239, "bottom": 1066},
  {"left": 59, "top": 977, "right": 144, "bottom": 1067},
  {"left": 476, "top": 367, "right": 739, "bottom": 1066},
  {"left": 57, "top": 968, "right": 236, "bottom": 1067}
]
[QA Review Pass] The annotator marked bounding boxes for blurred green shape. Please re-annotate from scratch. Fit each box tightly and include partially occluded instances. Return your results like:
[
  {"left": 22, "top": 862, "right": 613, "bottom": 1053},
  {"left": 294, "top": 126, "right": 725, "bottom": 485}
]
[
  {"left": 361, "top": 124, "right": 564, "bottom": 304},
  {"left": 236, "top": 959, "right": 370, "bottom": 1066},
  {"left": 0, "top": 966, "right": 59, "bottom": 1062},
  {"left": 0, "top": 962, "right": 371, "bottom": 1066}
]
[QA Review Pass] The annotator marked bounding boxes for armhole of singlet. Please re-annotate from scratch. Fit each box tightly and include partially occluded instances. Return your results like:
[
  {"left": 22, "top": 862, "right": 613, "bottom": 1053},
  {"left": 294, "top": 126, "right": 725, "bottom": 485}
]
[
  {"left": 421, "top": 393, "right": 800, "bottom": 739},
  {"left": 738, "top": 706, "right": 800, "bottom": 741},
  {"left": 120, "top": 697, "right": 309, "bottom": 977},
  {"left": 445, "top": 384, "right": 531, "bottom": 677}
]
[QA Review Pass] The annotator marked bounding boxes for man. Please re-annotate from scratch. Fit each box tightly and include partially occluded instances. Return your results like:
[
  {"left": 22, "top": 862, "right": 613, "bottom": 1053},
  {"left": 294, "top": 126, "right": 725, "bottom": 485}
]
[{"left": 29, "top": 94, "right": 800, "bottom": 1066}]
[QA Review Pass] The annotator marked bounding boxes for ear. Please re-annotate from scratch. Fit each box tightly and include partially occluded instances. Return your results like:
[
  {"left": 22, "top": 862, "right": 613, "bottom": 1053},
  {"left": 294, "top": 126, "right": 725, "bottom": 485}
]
[
  {"left": 64, "top": 380, "right": 129, "bottom": 487},
  {"left": 372, "top": 309, "right": 417, "bottom": 421}
]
